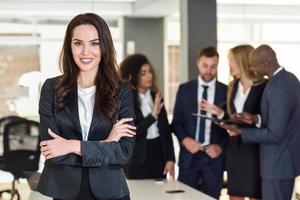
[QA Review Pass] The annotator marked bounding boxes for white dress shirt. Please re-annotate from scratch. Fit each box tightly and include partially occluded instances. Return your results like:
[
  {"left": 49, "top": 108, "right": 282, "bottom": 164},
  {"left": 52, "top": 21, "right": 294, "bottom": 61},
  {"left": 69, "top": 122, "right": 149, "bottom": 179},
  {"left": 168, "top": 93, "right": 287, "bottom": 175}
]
[
  {"left": 234, "top": 81, "right": 251, "bottom": 113},
  {"left": 273, "top": 66, "right": 283, "bottom": 76},
  {"left": 78, "top": 85, "right": 95, "bottom": 141},
  {"left": 195, "top": 76, "right": 216, "bottom": 145},
  {"left": 139, "top": 89, "right": 159, "bottom": 139}
]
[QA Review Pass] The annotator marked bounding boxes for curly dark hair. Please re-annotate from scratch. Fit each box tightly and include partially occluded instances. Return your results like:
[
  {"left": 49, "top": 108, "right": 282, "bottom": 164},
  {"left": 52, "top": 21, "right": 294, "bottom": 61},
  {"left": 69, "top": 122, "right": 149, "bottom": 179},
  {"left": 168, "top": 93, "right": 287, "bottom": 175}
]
[
  {"left": 55, "top": 13, "right": 120, "bottom": 121},
  {"left": 119, "top": 53, "right": 158, "bottom": 104}
]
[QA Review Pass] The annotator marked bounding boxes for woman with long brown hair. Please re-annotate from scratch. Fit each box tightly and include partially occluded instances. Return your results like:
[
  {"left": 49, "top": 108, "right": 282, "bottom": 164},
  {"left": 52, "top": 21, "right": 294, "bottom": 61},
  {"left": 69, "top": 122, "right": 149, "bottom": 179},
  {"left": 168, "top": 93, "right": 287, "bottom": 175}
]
[
  {"left": 38, "top": 13, "right": 135, "bottom": 200},
  {"left": 201, "top": 44, "right": 267, "bottom": 200}
]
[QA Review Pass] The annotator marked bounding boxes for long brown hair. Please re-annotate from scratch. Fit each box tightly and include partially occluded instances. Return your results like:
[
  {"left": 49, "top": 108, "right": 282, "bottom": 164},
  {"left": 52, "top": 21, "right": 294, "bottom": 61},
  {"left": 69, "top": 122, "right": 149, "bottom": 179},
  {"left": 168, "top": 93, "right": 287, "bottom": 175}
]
[{"left": 55, "top": 13, "right": 120, "bottom": 121}]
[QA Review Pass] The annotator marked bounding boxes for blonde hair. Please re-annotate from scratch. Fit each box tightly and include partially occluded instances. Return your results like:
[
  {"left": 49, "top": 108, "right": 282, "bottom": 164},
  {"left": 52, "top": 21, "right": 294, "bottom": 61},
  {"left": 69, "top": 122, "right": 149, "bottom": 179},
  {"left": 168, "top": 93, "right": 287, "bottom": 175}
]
[{"left": 227, "top": 44, "right": 255, "bottom": 116}]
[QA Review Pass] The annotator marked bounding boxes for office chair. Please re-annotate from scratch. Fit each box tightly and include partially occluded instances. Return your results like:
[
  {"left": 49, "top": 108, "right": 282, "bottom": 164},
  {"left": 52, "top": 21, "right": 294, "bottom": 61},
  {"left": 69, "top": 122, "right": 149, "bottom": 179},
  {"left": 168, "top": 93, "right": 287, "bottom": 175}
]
[
  {"left": 0, "top": 116, "right": 25, "bottom": 164},
  {"left": 0, "top": 116, "right": 26, "bottom": 132},
  {"left": 0, "top": 119, "right": 40, "bottom": 200}
]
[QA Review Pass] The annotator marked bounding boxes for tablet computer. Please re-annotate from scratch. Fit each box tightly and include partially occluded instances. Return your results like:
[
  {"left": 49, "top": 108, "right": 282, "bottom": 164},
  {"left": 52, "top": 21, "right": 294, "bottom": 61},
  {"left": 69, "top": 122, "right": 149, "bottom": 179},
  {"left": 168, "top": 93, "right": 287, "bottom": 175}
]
[{"left": 192, "top": 113, "right": 253, "bottom": 128}]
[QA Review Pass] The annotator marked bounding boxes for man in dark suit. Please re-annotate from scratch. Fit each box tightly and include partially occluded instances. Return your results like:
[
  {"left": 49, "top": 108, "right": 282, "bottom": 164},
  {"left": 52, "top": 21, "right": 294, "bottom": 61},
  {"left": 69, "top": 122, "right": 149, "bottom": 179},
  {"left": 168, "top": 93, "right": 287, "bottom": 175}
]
[
  {"left": 172, "top": 46, "right": 227, "bottom": 198},
  {"left": 224, "top": 45, "right": 300, "bottom": 200}
]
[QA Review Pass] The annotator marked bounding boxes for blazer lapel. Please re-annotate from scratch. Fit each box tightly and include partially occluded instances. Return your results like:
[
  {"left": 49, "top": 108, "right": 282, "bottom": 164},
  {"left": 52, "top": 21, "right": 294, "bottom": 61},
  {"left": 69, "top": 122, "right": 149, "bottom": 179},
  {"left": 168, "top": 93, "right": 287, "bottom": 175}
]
[
  {"left": 89, "top": 108, "right": 100, "bottom": 133},
  {"left": 214, "top": 81, "right": 225, "bottom": 107},
  {"left": 243, "top": 84, "right": 254, "bottom": 112},
  {"left": 191, "top": 80, "right": 198, "bottom": 113},
  {"left": 191, "top": 80, "right": 198, "bottom": 135},
  {"left": 230, "top": 80, "right": 239, "bottom": 114},
  {"left": 64, "top": 86, "right": 82, "bottom": 136},
  {"left": 89, "top": 100, "right": 120, "bottom": 139}
]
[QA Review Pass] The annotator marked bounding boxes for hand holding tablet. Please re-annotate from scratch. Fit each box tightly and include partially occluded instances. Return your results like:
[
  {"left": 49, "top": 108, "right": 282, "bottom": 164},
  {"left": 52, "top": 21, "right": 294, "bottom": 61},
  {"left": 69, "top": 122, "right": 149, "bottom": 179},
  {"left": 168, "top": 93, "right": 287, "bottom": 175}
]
[{"left": 191, "top": 113, "right": 253, "bottom": 128}]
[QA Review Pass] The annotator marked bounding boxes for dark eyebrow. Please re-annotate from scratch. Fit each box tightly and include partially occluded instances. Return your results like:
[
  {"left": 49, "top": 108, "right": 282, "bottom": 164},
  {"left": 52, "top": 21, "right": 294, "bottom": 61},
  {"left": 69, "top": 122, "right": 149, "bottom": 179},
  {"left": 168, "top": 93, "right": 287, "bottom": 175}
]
[
  {"left": 73, "top": 39, "right": 99, "bottom": 42},
  {"left": 90, "top": 39, "right": 100, "bottom": 42},
  {"left": 73, "top": 39, "right": 82, "bottom": 42}
]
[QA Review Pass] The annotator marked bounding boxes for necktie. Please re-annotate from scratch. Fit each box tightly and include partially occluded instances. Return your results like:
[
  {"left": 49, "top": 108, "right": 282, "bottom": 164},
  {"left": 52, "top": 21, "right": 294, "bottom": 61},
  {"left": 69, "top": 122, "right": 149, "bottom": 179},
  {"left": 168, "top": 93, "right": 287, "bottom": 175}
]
[{"left": 199, "top": 85, "right": 208, "bottom": 143}]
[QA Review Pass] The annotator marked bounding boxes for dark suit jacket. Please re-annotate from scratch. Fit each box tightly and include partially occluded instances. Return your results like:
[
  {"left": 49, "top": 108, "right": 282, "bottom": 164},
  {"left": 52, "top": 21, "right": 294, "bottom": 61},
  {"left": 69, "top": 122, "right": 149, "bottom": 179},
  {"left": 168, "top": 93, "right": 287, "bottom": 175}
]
[
  {"left": 37, "top": 78, "right": 135, "bottom": 200},
  {"left": 242, "top": 69, "right": 300, "bottom": 180},
  {"left": 128, "top": 91, "right": 175, "bottom": 166},
  {"left": 172, "top": 79, "right": 228, "bottom": 171}
]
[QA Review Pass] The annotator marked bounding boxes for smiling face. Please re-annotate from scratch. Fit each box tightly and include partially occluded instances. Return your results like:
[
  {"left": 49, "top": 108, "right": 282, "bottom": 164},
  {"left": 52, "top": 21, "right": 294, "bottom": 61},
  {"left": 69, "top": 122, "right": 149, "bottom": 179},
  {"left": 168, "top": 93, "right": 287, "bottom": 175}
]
[{"left": 71, "top": 24, "right": 101, "bottom": 75}]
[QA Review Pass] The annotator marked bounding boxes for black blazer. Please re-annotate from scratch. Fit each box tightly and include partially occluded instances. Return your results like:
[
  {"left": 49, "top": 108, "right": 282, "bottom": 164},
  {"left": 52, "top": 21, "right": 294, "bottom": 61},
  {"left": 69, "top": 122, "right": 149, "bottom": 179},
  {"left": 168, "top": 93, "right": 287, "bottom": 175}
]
[
  {"left": 229, "top": 79, "right": 267, "bottom": 115},
  {"left": 172, "top": 79, "right": 228, "bottom": 170},
  {"left": 226, "top": 79, "right": 268, "bottom": 187},
  {"left": 128, "top": 91, "right": 175, "bottom": 166},
  {"left": 37, "top": 78, "right": 135, "bottom": 200}
]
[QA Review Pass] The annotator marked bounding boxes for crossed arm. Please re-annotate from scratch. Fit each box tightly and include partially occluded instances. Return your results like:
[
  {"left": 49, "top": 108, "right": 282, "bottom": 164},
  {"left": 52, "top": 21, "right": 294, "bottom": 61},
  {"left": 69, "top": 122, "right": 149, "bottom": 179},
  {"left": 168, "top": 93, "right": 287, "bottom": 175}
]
[
  {"left": 40, "top": 118, "right": 136, "bottom": 160},
  {"left": 39, "top": 80, "right": 136, "bottom": 167}
]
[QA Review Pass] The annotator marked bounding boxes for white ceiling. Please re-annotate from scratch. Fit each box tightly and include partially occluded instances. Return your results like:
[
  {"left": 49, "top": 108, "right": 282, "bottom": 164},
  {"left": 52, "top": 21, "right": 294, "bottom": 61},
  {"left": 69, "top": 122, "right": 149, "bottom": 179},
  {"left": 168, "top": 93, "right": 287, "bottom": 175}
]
[
  {"left": 0, "top": 0, "right": 179, "bottom": 21},
  {"left": 1, "top": 0, "right": 300, "bottom": 24}
]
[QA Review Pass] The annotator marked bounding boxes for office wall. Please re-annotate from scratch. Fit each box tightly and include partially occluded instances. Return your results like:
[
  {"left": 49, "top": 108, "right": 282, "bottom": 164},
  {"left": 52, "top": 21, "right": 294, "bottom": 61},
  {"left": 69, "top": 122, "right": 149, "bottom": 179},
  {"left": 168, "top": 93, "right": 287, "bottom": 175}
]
[{"left": 123, "top": 17, "right": 164, "bottom": 93}]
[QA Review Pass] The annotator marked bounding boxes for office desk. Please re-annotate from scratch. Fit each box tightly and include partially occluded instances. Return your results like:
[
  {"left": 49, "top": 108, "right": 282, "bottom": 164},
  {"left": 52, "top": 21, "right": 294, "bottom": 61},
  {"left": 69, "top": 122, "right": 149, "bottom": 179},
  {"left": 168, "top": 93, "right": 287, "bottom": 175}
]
[
  {"left": 0, "top": 179, "right": 215, "bottom": 200},
  {"left": 127, "top": 179, "right": 215, "bottom": 200}
]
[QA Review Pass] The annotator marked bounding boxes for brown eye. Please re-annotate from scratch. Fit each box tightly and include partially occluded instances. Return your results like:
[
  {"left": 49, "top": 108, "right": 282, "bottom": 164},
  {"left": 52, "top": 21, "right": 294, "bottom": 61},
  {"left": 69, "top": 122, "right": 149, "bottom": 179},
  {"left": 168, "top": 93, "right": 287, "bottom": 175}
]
[
  {"left": 140, "top": 72, "right": 146, "bottom": 76},
  {"left": 91, "top": 42, "right": 99, "bottom": 47},
  {"left": 74, "top": 41, "right": 82, "bottom": 46}
]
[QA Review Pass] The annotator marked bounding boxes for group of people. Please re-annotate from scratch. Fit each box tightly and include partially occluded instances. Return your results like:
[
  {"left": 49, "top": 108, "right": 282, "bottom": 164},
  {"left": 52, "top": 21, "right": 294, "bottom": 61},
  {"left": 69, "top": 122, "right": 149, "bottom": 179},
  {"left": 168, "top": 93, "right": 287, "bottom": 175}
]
[{"left": 37, "top": 13, "right": 300, "bottom": 200}]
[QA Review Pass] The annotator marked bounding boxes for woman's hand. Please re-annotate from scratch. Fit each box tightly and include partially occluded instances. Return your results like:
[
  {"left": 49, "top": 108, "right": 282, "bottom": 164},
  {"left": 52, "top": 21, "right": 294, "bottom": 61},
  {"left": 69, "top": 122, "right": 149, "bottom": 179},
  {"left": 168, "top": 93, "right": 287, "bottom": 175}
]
[
  {"left": 40, "top": 129, "right": 81, "bottom": 159},
  {"left": 200, "top": 100, "right": 223, "bottom": 116},
  {"left": 104, "top": 118, "right": 136, "bottom": 142},
  {"left": 151, "top": 92, "right": 164, "bottom": 118},
  {"left": 163, "top": 161, "right": 175, "bottom": 179},
  {"left": 232, "top": 112, "right": 258, "bottom": 124}
]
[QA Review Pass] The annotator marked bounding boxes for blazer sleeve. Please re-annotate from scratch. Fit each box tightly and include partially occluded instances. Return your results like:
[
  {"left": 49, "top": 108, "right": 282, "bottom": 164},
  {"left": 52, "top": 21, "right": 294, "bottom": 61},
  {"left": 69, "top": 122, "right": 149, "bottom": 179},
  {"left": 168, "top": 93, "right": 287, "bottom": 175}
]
[
  {"left": 39, "top": 79, "right": 81, "bottom": 166},
  {"left": 160, "top": 106, "right": 175, "bottom": 162},
  {"left": 214, "top": 85, "right": 228, "bottom": 152},
  {"left": 135, "top": 110, "right": 156, "bottom": 141},
  {"left": 171, "top": 85, "right": 188, "bottom": 142},
  {"left": 241, "top": 82, "right": 292, "bottom": 144},
  {"left": 81, "top": 84, "right": 135, "bottom": 167}
]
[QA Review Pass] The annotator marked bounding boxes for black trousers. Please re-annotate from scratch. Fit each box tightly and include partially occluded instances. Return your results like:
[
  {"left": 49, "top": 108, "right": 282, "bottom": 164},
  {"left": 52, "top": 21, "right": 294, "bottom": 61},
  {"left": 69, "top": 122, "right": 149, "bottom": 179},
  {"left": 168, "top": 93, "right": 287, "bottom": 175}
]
[
  {"left": 126, "top": 137, "right": 165, "bottom": 179},
  {"left": 54, "top": 168, "right": 130, "bottom": 200}
]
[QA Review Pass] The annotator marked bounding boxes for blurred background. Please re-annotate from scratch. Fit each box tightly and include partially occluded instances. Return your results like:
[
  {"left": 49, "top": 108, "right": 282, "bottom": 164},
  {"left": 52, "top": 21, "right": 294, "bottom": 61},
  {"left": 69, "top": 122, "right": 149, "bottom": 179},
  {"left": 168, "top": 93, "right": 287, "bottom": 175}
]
[
  {"left": 1, "top": 0, "right": 300, "bottom": 120},
  {"left": 1, "top": 0, "right": 300, "bottom": 199}
]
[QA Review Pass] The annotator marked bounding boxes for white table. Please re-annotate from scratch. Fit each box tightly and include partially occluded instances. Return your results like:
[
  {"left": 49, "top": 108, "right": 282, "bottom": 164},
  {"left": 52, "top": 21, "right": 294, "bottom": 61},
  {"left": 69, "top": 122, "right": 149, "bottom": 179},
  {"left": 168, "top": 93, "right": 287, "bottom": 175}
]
[
  {"left": 127, "top": 179, "right": 215, "bottom": 200},
  {"left": 6, "top": 179, "right": 215, "bottom": 200}
]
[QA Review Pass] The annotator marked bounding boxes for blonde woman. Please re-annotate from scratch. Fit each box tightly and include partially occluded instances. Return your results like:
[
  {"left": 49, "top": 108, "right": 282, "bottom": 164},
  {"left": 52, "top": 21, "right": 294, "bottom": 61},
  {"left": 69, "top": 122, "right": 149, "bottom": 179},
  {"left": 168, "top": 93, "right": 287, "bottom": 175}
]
[{"left": 201, "top": 45, "right": 267, "bottom": 200}]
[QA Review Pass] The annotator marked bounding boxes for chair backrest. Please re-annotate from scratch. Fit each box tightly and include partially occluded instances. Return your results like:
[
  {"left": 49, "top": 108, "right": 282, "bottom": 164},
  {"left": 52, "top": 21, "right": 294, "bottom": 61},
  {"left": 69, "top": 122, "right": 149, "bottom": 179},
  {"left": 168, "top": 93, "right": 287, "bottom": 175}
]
[
  {"left": 2, "top": 119, "right": 40, "bottom": 179},
  {"left": 0, "top": 116, "right": 26, "bottom": 135},
  {"left": 0, "top": 116, "right": 25, "bottom": 156}
]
